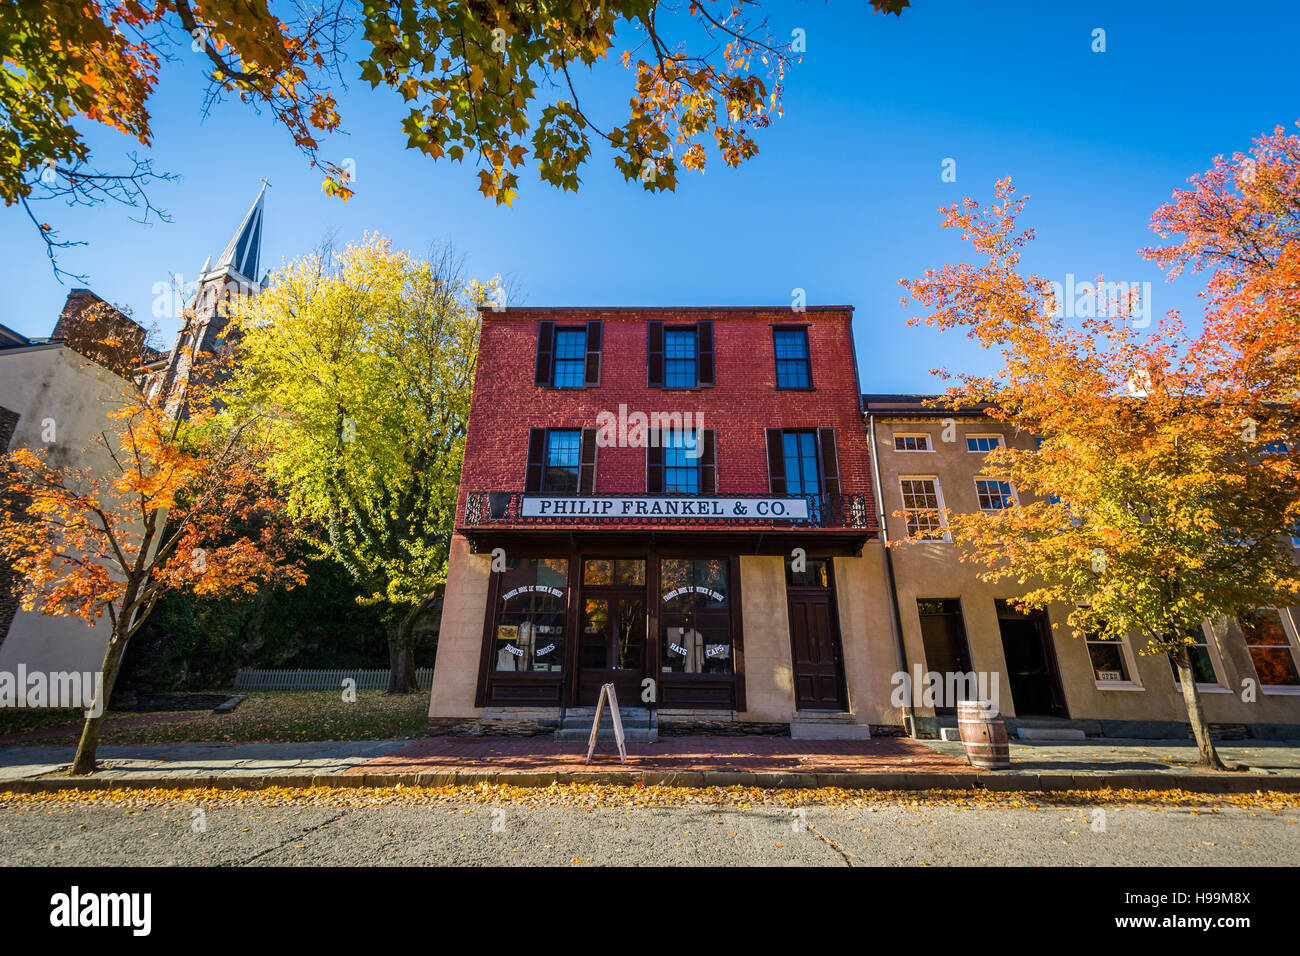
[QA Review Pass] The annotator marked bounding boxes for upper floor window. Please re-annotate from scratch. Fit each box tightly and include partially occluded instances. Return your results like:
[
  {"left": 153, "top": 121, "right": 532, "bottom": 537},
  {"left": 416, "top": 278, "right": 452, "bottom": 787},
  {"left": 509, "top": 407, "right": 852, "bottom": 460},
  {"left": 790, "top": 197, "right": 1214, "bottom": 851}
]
[
  {"left": 894, "top": 433, "right": 931, "bottom": 452},
  {"left": 782, "top": 431, "right": 821, "bottom": 496},
  {"left": 766, "top": 429, "right": 841, "bottom": 513},
  {"left": 966, "top": 434, "right": 1004, "bottom": 453},
  {"left": 900, "top": 476, "right": 948, "bottom": 540},
  {"left": 664, "top": 329, "right": 698, "bottom": 388},
  {"left": 647, "top": 429, "right": 716, "bottom": 494},
  {"left": 974, "top": 478, "right": 1015, "bottom": 511},
  {"left": 535, "top": 320, "right": 601, "bottom": 388},
  {"left": 648, "top": 320, "right": 714, "bottom": 387},
  {"left": 551, "top": 328, "right": 587, "bottom": 387},
  {"left": 525, "top": 427, "right": 596, "bottom": 494},
  {"left": 773, "top": 328, "right": 811, "bottom": 388},
  {"left": 663, "top": 430, "right": 701, "bottom": 494},
  {"left": 544, "top": 430, "right": 582, "bottom": 493}
]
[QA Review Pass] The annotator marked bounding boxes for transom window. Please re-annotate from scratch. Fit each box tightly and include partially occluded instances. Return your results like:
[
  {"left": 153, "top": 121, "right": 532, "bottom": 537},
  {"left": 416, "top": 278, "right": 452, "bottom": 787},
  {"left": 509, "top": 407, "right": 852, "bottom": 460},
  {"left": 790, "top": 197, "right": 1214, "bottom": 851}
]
[
  {"left": 782, "top": 431, "right": 821, "bottom": 496},
  {"left": 966, "top": 434, "right": 1004, "bottom": 452},
  {"left": 663, "top": 430, "right": 701, "bottom": 494},
  {"left": 894, "top": 434, "right": 931, "bottom": 452},
  {"left": 1241, "top": 609, "right": 1300, "bottom": 687},
  {"left": 583, "top": 558, "right": 647, "bottom": 587},
  {"left": 900, "top": 477, "right": 947, "bottom": 540},
  {"left": 544, "top": 430, "right": 581, "bottom": 493},
  {"left": 664, "top": 329, "right": 698, "bottom": 388},
  {"left": 975, "top": 478, "right": 1015, "bottom": 511},
  {"left": 773, "top": 328, "right": 811, "bottom": 388},
  {"left": 551, "top": 328, "right": 586, "bottom": 388}
]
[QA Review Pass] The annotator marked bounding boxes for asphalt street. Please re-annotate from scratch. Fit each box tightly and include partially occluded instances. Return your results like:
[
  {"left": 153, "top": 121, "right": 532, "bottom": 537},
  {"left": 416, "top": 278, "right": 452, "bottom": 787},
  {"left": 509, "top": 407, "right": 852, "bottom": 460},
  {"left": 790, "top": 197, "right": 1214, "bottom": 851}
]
[{"left": 2, "top": 799, "right": 1296, "bottom": 866}]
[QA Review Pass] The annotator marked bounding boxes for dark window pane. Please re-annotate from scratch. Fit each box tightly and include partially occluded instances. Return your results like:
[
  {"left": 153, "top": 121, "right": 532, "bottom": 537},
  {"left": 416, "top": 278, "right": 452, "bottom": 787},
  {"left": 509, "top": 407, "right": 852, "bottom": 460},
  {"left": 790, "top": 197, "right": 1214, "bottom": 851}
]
[
  {"left": 1086, "top": 637, "right": 1130, "bottom": 682},
  {"left": 786, "top": 557, "right": 830, "bottom": 588}
]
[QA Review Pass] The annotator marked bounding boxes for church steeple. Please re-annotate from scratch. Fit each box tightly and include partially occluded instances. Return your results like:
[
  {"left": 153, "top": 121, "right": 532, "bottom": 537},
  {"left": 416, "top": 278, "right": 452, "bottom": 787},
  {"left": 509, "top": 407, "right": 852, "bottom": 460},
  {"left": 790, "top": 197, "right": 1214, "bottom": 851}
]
[
  {"left": 211, "top": 182, "right": 266, "bottom": 284},
  {"left": 148, "top": 182, "right": 270, "bottom": 414}
]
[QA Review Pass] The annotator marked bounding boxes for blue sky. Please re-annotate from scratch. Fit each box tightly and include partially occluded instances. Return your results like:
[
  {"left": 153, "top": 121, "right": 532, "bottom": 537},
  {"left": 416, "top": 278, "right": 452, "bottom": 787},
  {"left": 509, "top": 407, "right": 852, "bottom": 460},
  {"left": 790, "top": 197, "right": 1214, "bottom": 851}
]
[{"left": 4, "top": 0, "right": 1297, "bottom": 392}]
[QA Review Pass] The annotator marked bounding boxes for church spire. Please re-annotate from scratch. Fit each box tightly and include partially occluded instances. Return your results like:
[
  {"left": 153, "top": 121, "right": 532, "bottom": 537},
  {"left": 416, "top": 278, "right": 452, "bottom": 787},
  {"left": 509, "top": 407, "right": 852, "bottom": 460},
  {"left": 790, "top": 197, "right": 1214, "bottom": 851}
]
[{"left": 212, "top": 181, "right": 267, "bottom": 283}]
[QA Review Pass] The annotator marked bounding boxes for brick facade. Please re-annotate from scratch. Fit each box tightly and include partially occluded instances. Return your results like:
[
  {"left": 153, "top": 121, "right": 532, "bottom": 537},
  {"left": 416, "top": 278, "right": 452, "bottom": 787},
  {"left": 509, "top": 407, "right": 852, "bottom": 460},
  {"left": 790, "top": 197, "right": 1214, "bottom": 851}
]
[{"left": 457, "top": 306, "right": 874, "bottom": 529}]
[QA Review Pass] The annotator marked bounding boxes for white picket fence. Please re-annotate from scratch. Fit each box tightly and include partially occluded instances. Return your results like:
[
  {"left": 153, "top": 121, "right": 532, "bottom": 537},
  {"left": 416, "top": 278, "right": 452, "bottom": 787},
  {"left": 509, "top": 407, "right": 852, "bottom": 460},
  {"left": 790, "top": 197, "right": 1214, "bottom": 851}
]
[{"left": 232, "top": 668, "right": 434, "bottom": 691}]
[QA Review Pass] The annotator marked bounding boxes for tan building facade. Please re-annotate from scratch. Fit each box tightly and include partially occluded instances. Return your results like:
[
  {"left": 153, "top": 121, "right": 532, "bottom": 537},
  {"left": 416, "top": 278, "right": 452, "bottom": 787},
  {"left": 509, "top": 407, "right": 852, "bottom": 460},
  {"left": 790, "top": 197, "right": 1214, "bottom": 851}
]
[{"left": 864, "top": 394, "right": 1300, "bottom": 738}]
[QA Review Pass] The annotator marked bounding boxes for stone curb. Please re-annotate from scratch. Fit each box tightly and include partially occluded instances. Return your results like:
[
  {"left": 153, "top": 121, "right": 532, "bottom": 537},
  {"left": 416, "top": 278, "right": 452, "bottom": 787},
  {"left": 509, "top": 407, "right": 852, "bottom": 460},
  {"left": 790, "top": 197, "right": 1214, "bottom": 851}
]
[{"left": 2, "top": 769, "right": 1298, "bottom": 795}]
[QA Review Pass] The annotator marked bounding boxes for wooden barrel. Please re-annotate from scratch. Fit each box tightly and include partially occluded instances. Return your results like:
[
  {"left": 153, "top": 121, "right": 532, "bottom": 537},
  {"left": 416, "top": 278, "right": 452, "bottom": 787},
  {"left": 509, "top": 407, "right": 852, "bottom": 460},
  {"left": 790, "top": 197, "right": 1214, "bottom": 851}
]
[{"left": 957, "top": 700, "right": 1010, "bottom": 769}]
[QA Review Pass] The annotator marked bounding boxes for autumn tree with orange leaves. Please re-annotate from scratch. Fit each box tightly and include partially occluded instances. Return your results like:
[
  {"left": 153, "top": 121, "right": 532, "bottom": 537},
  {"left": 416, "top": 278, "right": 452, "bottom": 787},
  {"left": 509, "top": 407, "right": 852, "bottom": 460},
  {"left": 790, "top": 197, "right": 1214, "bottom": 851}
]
[
  {"left": 900, "top": 124, "right": 1300, "bottom": 769},
  {"left": 3, "top": 1, "right": 911, "bottom": 276},
  {"left": 0, "top": 320, "right": 303, "bottom": 774}
]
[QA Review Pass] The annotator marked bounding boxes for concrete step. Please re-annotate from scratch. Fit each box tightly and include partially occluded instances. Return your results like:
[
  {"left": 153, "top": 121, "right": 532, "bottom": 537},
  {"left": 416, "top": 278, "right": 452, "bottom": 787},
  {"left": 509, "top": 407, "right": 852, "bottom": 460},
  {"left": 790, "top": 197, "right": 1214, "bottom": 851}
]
[
  {"left": 1016, "top": 727, "right": 1087, "bottom": 741},
  {"left": 790, "top": 719, "right": 871, "bottom": 741},
  {"left": 555, "top": 707, "right": 656, "bottom": 742}
]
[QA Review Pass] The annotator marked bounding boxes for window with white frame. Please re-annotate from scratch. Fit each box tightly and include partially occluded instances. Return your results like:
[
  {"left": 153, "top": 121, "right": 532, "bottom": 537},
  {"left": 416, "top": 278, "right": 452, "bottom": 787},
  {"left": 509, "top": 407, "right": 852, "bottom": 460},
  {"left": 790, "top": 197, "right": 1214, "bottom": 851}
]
[
  {"left": 1240, "top": 609, "right": 1300, "bottom": 687},
  {"left": 966, "top": 434, "right": 1004, "bottom": 453},
  {"left": 1085, "top": 631, "right": 1137, "bottom": 685},
  {"left": 1168, "top": 624, "right": 1222, "bottom": 687},
  {"left": 899, "top": 477, "right": 948, "bottom": 540},
  {"left": 974, "top": 478, "right": 1015, "bottom": 511},
  {"left": 893, "top": 433, "right": 931, "bottom": 452}
]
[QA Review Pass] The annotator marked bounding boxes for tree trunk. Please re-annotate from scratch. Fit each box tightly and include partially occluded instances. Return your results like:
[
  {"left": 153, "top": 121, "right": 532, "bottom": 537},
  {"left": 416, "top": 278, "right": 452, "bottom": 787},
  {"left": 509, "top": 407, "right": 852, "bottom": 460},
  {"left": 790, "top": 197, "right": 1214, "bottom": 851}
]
[
  {"left": 386, "top": 621, "right": 418, "bottom": 694},
  {"left": 70, "top": 626, "right": 130, "bottom": 775},
  {"left": 1171, "top": 644, "right": 1227, "bottom": 770}
]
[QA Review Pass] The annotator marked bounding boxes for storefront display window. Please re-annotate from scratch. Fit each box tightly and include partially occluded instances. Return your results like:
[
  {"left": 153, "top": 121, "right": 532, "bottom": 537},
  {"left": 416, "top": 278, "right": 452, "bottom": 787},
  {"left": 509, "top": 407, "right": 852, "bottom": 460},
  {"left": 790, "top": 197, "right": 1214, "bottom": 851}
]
[
  {"left": 660, "top": 557, "right": 732, "bottom": 674},
  {"left": 493, "top": 558, "right": 568, "bottom": 672}
]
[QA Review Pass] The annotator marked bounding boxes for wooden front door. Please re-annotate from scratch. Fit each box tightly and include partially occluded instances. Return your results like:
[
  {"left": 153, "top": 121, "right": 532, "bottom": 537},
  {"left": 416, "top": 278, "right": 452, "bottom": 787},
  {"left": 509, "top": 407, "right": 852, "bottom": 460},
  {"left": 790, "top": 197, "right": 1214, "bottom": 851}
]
[
  {"left": 787, "top": 565, "right": 847, "bottom": 711},
  {"left": 579, "top": 590, "right": 646, "bottom": 706},
  {"left": 996, "top": 601, "right": 1068, "bottom": 718}
]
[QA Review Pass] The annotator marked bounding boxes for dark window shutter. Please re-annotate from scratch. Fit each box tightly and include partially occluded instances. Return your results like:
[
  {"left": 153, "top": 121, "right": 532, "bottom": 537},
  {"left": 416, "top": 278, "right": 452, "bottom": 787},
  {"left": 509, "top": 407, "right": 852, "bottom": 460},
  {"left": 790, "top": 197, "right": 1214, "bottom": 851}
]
[
  {"left": 579, "top": 428, "right": 598, "bottom": 494},
  {"left": 701, "top": 429, "right": 718, "bottom": 494},
  {"left": 766, "top": 429, "right": 787, "bottom": 495},
  {"left": 697, "top": 321, "right": 715, "bottom": 386},
  {"left": 583, "top": 321, "right": 602, "bottom": 386},
  {"left": 818, "top": 428, "right": 841, "bottom": 497},
  {"left": 534, "top": 321, "right": 555, "bottom": 386},
  {"left": 525, "top": 428, "right": 546, "bottom": 492},
  {"left": 646, "top": 441, "right": 665, "bottom": 493},
  {"left": 647, "top": 320, "right": 665, "bottom": 387}
]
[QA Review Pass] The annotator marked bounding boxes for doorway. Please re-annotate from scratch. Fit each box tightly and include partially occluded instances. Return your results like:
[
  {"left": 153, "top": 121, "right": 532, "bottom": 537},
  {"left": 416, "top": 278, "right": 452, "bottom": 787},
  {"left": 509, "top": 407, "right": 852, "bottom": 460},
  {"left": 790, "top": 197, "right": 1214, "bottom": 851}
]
[
  {"left": 786, "top": 558, "right": 848, "bottom": 711},
  {"left": 916, "top": 598, "right": 973, "bottom": 715},
  {"left": 577, "top": 557, "right": 648, "bottom": 706},
  {"left": 995, "top": 600, "right": 1068, "bottom": 718}
]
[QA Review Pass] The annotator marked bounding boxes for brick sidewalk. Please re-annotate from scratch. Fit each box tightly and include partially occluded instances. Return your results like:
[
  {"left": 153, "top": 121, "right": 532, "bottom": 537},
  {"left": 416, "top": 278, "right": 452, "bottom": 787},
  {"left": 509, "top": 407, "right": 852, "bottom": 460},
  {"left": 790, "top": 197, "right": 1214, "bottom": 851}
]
[{"left": 348, "top": 735, "right": 976, "bottom": 775}]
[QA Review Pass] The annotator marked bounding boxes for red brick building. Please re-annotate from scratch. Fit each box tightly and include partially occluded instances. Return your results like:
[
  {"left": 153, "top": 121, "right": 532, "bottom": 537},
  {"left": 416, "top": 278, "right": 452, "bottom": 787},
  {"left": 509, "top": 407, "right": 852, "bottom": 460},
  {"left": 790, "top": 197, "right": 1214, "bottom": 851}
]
[{"left": 429, "top": 307, "right": 899, "bottom": 736}]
